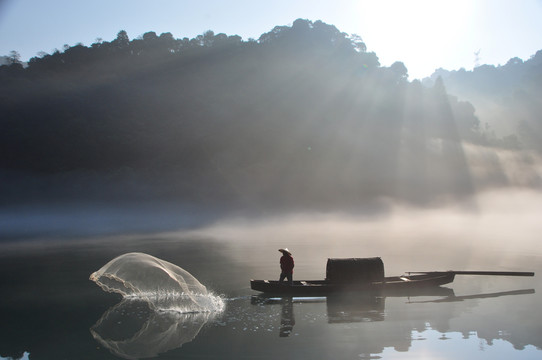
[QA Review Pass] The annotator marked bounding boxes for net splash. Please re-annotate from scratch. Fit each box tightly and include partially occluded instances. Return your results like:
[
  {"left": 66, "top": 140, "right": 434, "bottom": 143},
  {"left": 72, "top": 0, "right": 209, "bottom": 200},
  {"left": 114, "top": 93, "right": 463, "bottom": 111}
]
[{"left": 90, "top": 252, "right": 225, "bottom": 313}]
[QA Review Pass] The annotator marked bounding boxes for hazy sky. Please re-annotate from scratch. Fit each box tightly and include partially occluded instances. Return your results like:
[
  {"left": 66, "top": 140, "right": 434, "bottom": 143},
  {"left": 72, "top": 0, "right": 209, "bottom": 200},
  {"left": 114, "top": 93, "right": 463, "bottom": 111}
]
[{"left": 0, "top": 0, "right": 541, "bottom": 79}]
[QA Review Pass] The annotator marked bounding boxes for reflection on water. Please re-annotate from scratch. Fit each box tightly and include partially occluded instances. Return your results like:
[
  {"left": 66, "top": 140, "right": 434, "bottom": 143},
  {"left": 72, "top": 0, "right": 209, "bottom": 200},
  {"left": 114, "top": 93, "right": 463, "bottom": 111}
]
[
  {"left": 88, "top": 252, "right": 225, "bottom": 359},
  {"left": 249, "top": 286, "right": 536, "bottom": 331},
  {"left": 0, "top": 204, "right": 541, "bottom": 360},
  {"left": 91, "top": 298, "right": 216, "bottom": 359},
  {"left": 409, "top": 288, "right": 535, "bottom": 303},
  {"left": 279, "top": 298, "right": 295, "bottom": 337},
  {"left": 327, "top": 295, "right": 386, "bottom": 323},
  {"left": 246, "top": 286, "right": 538, "bottom": 358},
  {"left": 251, "top": 287, "right": 459, "bottom": 328}
]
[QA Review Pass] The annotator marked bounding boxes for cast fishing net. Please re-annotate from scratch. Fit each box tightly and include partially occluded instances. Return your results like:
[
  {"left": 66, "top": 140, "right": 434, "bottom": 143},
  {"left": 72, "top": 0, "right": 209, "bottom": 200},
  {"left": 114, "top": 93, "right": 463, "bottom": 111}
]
[{"left": 90, "top": 252, "right": 223, "bottom": 312}]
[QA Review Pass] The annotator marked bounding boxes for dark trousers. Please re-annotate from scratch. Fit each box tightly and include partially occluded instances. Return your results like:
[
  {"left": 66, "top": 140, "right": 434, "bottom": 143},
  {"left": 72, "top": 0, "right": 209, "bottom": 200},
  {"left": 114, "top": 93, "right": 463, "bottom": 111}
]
[{"left": 279, "top": 272, "right": 293, "bottom": 285}]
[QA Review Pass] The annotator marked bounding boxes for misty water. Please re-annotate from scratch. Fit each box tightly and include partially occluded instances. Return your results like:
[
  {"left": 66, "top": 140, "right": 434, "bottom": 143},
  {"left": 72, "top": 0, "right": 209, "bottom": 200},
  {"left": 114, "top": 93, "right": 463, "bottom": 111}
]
[{"left": 1, "top": 190, "right": 541, "bottom": 360}]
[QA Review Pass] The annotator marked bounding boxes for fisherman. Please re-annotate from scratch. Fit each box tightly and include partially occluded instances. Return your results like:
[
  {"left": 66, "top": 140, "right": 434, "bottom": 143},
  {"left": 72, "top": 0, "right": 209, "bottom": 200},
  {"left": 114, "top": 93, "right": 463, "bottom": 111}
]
[{"left": 278, "top": 248, "right": 294, "bottom": 285}]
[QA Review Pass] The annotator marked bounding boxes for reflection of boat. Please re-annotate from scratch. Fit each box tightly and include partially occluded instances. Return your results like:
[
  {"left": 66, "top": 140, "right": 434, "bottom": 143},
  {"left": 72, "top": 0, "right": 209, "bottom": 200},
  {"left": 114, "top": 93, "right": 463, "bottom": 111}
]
[
  {"left": 251, "top": 286, "right": 455, "bottom": 326},
  {"left": 251, "top": 286, "right": 534, "bottom": 326},
  {"left": 326, "top": 294, "right": 386, "bottom": 323},
  {"left": 251, "top": 257, "right": 534, "bottom": 295},
  {"left": 250, "top": 285, "right": 455, "bottom": 305},
  {"left": 90, "top": 298, "right": 215, "bottom": 359},
  {"left": 407, "top": 288, "right": 535, "bottom": 304}
]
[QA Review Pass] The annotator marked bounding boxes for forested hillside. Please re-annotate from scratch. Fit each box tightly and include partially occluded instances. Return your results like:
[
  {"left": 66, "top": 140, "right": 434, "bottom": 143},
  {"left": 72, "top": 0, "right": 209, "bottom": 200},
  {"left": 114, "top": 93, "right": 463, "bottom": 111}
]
[
  {"left": 1, "top": 19, "right": 539, "bottom": 210},
  {"left": 424, "top": 52, "right": 542, "bottom": 150}
]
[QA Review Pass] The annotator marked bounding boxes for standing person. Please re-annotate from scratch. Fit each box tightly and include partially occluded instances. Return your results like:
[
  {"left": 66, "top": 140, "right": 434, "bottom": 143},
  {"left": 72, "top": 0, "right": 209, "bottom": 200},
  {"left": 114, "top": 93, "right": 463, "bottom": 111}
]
[{"left": 278, "top": 248, "right": 294, "bottom": 285}]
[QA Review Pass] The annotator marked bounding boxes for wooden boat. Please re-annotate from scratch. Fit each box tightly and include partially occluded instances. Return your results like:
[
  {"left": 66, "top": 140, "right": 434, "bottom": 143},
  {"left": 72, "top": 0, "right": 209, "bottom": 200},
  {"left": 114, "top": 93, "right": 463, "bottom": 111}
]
[
  {"left": 250, "top": 257, "right": 535, "bottom": 296},
  {"left": 251, "top": 271, "right": 455, "bottom": 295}
]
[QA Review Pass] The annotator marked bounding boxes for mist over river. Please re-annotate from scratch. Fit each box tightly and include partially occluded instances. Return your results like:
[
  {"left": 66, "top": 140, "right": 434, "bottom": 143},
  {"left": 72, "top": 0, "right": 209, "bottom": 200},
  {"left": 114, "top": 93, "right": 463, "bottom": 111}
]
[
  {"left": 1, "top": 189, "right": 541, "bottom": 359},
  {"left": 2, "top": 9, "right": 542, "bottom": 360}
]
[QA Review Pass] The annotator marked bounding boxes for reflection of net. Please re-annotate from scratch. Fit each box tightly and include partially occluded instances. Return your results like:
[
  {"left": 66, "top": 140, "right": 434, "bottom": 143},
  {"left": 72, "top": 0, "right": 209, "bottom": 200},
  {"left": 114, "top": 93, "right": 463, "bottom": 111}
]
[
  {"left": 90, "top": 252, "right": 216, "bottom": 312},
  {"left": 91, "top": 298, "right": 213, "bottom": 359}
]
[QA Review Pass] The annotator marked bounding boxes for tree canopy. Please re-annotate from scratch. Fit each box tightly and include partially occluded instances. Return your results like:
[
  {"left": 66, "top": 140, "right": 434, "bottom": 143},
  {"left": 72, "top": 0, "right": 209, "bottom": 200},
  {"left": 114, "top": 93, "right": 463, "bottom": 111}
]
[
  {"left": 423, "top": 50, "right": 542, "bottom": 150},
  {"left": 0, "top": 19, "right": 537, "bottom": 209}
]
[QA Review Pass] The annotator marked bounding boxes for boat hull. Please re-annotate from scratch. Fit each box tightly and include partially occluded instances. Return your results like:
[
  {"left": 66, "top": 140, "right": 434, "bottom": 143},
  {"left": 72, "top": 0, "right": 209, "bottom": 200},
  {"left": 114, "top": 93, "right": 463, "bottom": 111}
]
[{"left": 250, "top": 272, "right": 455, "bottom": 295}]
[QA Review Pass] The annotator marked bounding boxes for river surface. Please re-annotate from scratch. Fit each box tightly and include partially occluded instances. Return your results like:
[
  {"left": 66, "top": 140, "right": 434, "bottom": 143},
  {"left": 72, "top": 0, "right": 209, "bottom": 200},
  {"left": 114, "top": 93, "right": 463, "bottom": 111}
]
[{"left": 1, "top": 198, "right": 541, "bottom": 360}]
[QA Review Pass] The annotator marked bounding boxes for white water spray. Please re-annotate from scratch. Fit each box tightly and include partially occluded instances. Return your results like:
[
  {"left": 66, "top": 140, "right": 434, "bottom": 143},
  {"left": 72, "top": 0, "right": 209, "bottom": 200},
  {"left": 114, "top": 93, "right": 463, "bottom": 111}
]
[{"left": 90, "top": 252, "right": 224, "bottom": 313}]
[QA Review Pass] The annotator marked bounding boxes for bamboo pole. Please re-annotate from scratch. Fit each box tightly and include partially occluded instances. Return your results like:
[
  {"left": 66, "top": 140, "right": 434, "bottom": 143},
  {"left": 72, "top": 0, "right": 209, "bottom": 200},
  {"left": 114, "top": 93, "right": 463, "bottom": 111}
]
[
  {"left": 451, "top": 271, "right": 534, "bottom": 277},
  {"left": 408, "top": 271, "right": 534, "bottom": 277}
]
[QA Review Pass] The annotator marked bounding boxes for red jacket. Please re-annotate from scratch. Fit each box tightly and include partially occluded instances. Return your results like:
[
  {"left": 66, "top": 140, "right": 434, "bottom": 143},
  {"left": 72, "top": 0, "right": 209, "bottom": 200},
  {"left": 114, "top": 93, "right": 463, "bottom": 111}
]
[{"left": 280, "top": 255, "right": 294, "bottom": 273}]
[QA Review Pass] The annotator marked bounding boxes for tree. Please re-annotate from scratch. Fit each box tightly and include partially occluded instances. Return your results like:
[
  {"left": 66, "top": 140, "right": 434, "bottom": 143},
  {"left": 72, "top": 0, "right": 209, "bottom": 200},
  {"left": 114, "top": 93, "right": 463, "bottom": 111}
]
[
  {"left": 114, "top": 30, "right": 130, "bottom": 48},
  {"left": 7, "top": 50, "right": 21, "bottom": 65},
  {"left": 142, "top": 31, "right": 158, "bottom": 42},
  {"left": 506, "top": 57, "right": 523, "bottom": 66},
  {"left": 348, "top": 34, "right": 367, "bottom": 52},
  {"left": 389, "top": 61, "right": 408, "bottom": 82},
  {"left": 202, "top": 30, "right": 215, "bottom": 47}
]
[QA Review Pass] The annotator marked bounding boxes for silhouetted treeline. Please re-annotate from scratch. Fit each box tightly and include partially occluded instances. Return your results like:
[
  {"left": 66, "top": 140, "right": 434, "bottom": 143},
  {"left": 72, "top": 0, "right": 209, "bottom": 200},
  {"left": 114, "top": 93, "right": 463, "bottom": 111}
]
[
  {"left": 424, "top": 51, "right": 542, "bottom": 151},
  {"left": 0, "top": 19, "right": 535, "bottom": 209}
]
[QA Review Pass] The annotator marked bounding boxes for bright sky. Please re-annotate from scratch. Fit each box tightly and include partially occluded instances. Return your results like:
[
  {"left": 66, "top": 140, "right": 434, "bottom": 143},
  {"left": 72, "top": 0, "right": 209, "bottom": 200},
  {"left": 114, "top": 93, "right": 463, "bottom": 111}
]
[{"left": 0, "top": 0, "right": 541, "bottom": 79}]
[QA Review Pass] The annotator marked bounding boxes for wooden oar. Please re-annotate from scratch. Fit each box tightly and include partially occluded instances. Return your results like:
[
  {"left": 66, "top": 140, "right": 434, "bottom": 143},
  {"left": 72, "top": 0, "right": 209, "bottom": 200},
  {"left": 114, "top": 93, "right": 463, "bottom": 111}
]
[
  {"left": 407, "top": 270, "right": 535, "bottom": 277},
  {"left": 451, "top": 270, "right": 534, "bottom": 277}
]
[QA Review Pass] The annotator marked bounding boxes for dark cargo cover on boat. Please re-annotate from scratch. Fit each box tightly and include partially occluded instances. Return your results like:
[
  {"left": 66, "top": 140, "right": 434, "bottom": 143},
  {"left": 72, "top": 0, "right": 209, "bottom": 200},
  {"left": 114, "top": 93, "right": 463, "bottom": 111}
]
[{"left": 326, "top": 257, "right": 384, "bottom": 284}]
